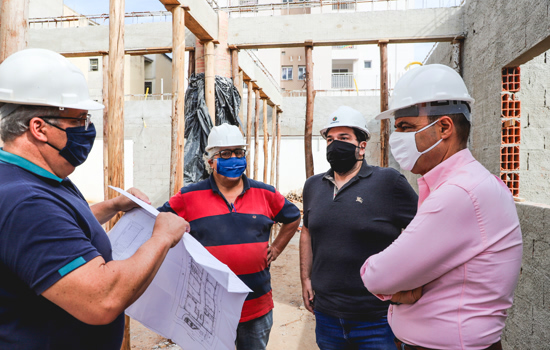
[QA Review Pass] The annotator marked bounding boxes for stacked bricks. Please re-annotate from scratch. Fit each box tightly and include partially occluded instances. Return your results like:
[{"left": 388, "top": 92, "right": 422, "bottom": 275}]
[{"left": 500, "top": 67, "right": 521, "bottom": 197}]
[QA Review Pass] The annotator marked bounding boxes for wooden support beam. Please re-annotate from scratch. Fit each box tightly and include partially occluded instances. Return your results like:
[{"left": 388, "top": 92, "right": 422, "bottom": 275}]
[
  {"left": 379, "top": 40, "right": 390, "bottom": 168},
  {"left": 304, "top": 41, "right": 314, "bottom": 179},
  {"left": 263, "top": 98, "right": 269, "bottom": 183},
  {"left": 204, "top": 40, "right": 216, "bottom": 124},
  {"left": 231, "top": 48, "right": 245, "bottom": 134},
  {"left": 102, "top": 54, "right": 109, "bottom": 206},
  {"left": 254, "top": 87, "right": 261, "bottom": 180},
  {"left": 276, "top": 111, "right": 281, "bottom": 191},
  {"left": 0, "top": 0, "right": 29, "bottom": 63},
  {"left": 107, "top": 0, "right": 127, "bottom": 348},
  {"left": 169, "top": 5, "right": 186, "bottom": 196},
  {"left": 245, "top": 81, "right": 254, "bottom": 177},
  {"left": 270, "top": 105, "right": 277, "bottom": 186},
  {"left": 188, "top": 49, "right": 195, "bottom": 77},
  {"left": 238, "top": 70, "right": 244, "bottom": 126}
]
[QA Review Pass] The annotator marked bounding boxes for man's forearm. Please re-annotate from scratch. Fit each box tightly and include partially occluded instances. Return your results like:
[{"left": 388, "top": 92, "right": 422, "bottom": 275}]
[
  {"left": 271, "top": 218, "right": 300, "bottom": 253},
  {"left": 299, "top": 226, "right": 313, "bottom": 283},
  {"left": 90, "top": 198, "right": 120, "bottom": 225}
]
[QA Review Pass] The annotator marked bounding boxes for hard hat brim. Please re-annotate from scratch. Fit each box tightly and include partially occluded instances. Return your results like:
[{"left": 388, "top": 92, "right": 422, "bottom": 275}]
[
  {"left": 0, "top": 98, "right": 105, "bottom": 111},
  {"left": 205, "top": 142, "right": 248, "bottom": 152},
  {"left": 320, "top": 124, "right": 371, "bottom": 141},
  {"left": 375, "top": 97, "right": 475, "bottom": 121}
]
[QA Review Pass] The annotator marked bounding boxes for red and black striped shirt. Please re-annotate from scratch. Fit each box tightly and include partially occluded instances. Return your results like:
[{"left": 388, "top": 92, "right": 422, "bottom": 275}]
[{"left": 159, "top": 175, "right": 301, "bottom": 322}]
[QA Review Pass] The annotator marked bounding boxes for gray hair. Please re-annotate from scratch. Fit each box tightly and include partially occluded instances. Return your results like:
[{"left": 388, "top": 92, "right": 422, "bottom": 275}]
[
  {"left": 0, "top": 104, "right": 62, "bottom": 142},
  {"left": 203, "top": 147, "right": 221, "bottom": 174}
]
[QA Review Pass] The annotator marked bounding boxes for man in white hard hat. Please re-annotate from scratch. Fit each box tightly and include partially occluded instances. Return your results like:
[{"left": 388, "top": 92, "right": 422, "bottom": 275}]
[
  {"left": 0, "top": 48, "right": 189, "bottom": 349},
  {"left": 361, "top": 64, "right": 522, "bottom": 350},
  {"left": 300, "top": 106, "right": 418, "bottom": 349},
  {"left": 159, "top": 123, "right": 301, "bottom": 350}
]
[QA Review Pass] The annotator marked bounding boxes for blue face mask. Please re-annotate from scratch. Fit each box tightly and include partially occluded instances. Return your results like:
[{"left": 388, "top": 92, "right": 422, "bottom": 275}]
[
  {"left": 45, "top": 122, "right": 96, "bottom": 167},
  {"left": 216, "top": 157, "right": 247, "bottom": 178}
]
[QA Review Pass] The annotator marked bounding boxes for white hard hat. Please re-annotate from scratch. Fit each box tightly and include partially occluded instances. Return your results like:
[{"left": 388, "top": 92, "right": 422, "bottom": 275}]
[
  {"left": 0, "top": 48, "right": 104, "bottom": 110},
  {"left": 320, "top": 106, "right": 371, "bottom": 141},
  {"left": 205, "top": 123, "right": 247, "bottom": 151},
  {"left": 376, "top": 64, "right": 474, "bottom": 120}
]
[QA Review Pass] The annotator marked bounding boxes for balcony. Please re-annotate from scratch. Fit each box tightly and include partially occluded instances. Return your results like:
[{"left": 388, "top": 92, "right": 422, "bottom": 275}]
[{"left": 331, "top": 73, "right": 354, "bottom": 89}]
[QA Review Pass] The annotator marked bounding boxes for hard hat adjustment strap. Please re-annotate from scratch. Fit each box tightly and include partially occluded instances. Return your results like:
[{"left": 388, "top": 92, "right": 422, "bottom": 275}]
[{"left": 395, "top": 101, "right": 471, "bottom": 121}]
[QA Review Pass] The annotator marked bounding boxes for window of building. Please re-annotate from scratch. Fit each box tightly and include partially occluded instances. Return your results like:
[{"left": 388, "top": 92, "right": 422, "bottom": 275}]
[
  {"left": 364, "top": 60, "right": 372, "bottom": 69},
  {"left": 332, "top": 68, "right": 349, "bottom": 73},
  {"left": 144, "top": 81, "right": 153, "bottom": 94},
  {"left": 282, "top": 66, "right": 293, "bottom": 80},
  {"left": 332, "top": 0, "right": 355, "bottom": 11},
  {"left": 281, "top": 51, "right": 286, "bottom": 56},
  {"left": 298, "top": 66, "right": 306, "bottom": 80},
  {"left": 89, "top": 58, "right": 99, "bottom": 72}
]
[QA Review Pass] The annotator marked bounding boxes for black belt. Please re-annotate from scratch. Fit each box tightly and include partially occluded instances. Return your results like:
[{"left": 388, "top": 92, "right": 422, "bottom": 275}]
[{"left": 394, "top": 338, "right": 503, "bottom": 350}]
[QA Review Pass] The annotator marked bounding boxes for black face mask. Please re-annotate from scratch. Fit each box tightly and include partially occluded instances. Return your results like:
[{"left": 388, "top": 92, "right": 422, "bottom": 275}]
[{"left": 326, "top": 140, "right": 359, "bottom": 174}]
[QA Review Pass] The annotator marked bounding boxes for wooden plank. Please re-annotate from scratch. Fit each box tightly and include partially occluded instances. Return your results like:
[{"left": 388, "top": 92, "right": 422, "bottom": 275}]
[
  {"left": 204, "top": 40, "right": 216, "bottom": 124},
  {"left": 59, "top": 47, "right": 195, "bottom": 58},
  {"left": 0, "top": 0, "right": 29, "bottom": 63},
  {"left": 379, "top": 40, "right": 390, "bottom": 168},
  {"left": 245, "top": 81, "right": 254, "bottom": 177},
  {"left": 304, "top": 42, "right": 314, "bottom": 178},
  {"left": 232, "top": 35, "right": 465, "bottom": 50},
  {"left": 188, "top": 49, "right": 195, "bottom": 77},
  {"left": 108, "top": 1, "right": 127, "bottom": 349},
  {"left": 169, "top": 5, "right": 186, "bottom": 196},
  {"left": 270, "top": 105, "right": 277, "bottom": 186},
  {"left": 254, "top": 87, "right": 261, "bottom": 180},
  {"left": 263, "top": 98, "right": 268, "bottom": 183},
  {"left": 102, "top": 54, "right": 109, "bottom": 211},
  {"left": 276, "top": 111, "right": 281, "bottom": 190}
]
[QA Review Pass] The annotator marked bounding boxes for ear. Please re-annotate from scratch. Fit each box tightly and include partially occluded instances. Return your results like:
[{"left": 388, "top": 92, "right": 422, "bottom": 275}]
[
  {"left": 28, "top": 117, "right": 49, "bottom": 142},
  {"left": 438, "top": 116, "right": 454, "bottom": 140},
  {"left": 208, "top": 158, "right": 216, "bottom": 172},
  {"left": 357, "top": 140, "right": 367, "bottom": 158}
]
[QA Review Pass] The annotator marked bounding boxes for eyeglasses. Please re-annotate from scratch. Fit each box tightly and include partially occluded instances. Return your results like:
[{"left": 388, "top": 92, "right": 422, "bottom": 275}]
[
  {"left": 215, "top": 149, "right": 246, "bottom": 159},
  {"left": 43, "top": 114, "right": 93, "bottom": 130}
]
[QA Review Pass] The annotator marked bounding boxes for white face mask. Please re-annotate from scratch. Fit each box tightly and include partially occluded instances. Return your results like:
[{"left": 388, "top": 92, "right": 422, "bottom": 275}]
[{"left": 389, "top": 119, "right": 443, "bottom": 171}]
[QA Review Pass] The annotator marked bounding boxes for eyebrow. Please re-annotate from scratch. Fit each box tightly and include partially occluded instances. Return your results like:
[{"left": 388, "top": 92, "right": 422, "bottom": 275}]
[
  {"left": 395, "top": 121, "right": 414, "bottom": 128},
  {"left": 328, "top": 132, "right": 352, "bottom": 138}
]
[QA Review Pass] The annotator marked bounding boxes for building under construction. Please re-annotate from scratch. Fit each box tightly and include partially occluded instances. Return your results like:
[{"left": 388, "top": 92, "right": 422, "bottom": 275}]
[{"left": 0, "top": 0, "right": 549, "bottom": 348}]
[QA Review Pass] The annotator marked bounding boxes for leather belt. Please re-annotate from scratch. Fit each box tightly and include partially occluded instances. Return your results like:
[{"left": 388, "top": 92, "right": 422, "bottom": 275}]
[{"left": 394, "top": 338, "right": 503, "bottom": 350}]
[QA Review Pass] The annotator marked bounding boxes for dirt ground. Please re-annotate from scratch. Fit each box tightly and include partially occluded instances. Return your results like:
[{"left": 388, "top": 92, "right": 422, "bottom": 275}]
[{"left": 128, "top": 234, "right": 318, "bottom": 350}]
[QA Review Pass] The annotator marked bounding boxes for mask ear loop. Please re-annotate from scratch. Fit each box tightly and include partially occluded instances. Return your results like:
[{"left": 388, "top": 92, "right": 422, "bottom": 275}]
[{"left": 416, "top": 118, "right": 442, "bottom": 155}]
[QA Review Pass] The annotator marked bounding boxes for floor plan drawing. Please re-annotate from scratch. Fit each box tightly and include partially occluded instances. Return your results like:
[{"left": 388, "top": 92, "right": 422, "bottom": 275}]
[
  {"left": 174, "top": 256, "right": 222, "bottom": 347},
  {"left": 111, "top": 220, "right": 145, "bottom": 260}
]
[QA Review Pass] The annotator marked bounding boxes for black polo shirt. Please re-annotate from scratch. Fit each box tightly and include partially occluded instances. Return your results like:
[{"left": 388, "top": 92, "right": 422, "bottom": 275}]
[{"left": 303, "top": 160, "right": 418, "bottom": 320}]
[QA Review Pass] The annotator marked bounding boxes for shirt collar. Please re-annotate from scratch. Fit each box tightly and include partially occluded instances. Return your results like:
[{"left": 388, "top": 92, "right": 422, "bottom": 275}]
[
  {"left": 208, "top": 173, "right": 250, "bottom": 195},
  {"left": 417, "top": 148, "right": 476, "bottom": 204},
  {"left": 0, "top": 148, "right": 62, "bottom": 183}
]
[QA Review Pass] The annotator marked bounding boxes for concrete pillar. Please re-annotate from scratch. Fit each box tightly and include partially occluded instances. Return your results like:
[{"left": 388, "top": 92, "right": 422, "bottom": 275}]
[
  {"left": 452, "top": 39, "right": 463, "bottom": 75},
  {"left": 0, "top": 0, "right": 29, "bottom": 63},
  {"left": 170, "top": 5, "right": 186, "bottom": 195},
  {"left": 378, "top": 40, "right": 390, "bottom": 168}
]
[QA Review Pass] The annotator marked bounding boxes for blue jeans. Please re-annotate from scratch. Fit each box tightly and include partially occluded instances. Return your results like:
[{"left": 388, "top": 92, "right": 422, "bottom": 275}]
[
  {"left": 235, "top": 310, "right": 273, "bottom": 350},
  {"left": 314, "top": 309, "right": 395, "bottom": 350}
]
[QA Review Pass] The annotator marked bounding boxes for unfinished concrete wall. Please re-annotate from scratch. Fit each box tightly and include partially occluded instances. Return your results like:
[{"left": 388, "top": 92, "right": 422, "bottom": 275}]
[{"left": 516, "top": 50, "right": 550, "bottom": 205}]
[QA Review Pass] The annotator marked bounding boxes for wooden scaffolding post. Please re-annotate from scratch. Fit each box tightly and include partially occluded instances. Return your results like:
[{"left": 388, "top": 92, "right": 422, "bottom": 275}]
[
  {"left": 188, "top": 49, "right": 196, "bottom": 78},
  {"left": 276, "top": 109, "right": 282, "bottom": 191},
  {"left": 254, "top": 87, "right": 261, "bottom": 180},
  {"left": 102, "top": 54, "right": 109, "bottom": 204},
  {"left": 263, "top": 99, "right": 269, "bottom": 183},
  {"left": 270, "top": 105, "right": 277, "bottom": 186},
  {"left": 230, "top": 47, "right": 245, "bottom": 134},
  {"left": 0, "top": 0, "right": 29, "bottom": 63},
  {"left": 245, "top": 80, "right": 254, "bottom": 177},
  {"left": 304, "top": 41, "right": 315, "bottom": 178},
  {"left": 169, "top": 5, "right": 186, "bottom": 196},
  {"left": 204, "top": 40, "right": 216, "bottom": 124},
  {"left": 379, "top": 40, "right": 390, "bottom": 168},
  {"left": 108, "top": 0, "right": 127, "bottom": 349}
]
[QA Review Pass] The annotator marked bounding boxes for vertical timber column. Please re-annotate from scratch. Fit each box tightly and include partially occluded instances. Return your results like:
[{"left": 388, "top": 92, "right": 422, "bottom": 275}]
[
  {"left": 245, "top": 80, "right": 254, "bottom": 176},
  {"left": 270, "top": 105, "right": 277, "bottom": 186},
  {"left": 102, "top": 55, "right": 109, "bottom": 204},
  {"left": 263, "top": 99, "right": 269, "bottom": 183},
  {"left": 230, "top": 47, "right": 244, "bottom": 133},
  {"left": 188, "top": 49, "right": 196, "bottom": 78},
  {"left": 0, "top": 0, "right": 29, "bottom": 63},
  {"left": 169, "top": 5, "right": 186, "bottom": 196},
  {"left": 108, "top": 1, "right": 126, "bottom": 349},
  {"left": 276, "top": 110, "right": 281, "bottom": 191},
  {"left": 204, "top": 40, "right": 216, "bottom": 124},
  {"left": 378, "top": 40, "right": 390, "bottom": 167},
  {"left": 304, "top": 41, "right": 315, "bottom": 178},
  {"left": 254, "top": 87, "right": 261, "bottom": 180}
]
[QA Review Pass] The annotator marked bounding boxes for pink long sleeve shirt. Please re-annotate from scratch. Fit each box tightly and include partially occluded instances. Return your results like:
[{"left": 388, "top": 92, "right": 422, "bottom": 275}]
[{"left": 360, "top": 149, "right": 523, "bottom": 350}]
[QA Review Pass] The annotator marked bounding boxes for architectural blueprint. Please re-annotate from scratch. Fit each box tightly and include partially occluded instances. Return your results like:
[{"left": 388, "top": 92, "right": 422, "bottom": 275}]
[{"left": 108, "top": 187, "right": 251, "bottom": 350}]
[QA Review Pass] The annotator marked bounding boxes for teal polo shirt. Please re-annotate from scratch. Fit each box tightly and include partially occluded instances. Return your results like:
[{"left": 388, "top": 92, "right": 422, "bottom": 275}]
[{"left": 0, "top": 148, "right": 124, "bottom": 349}]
